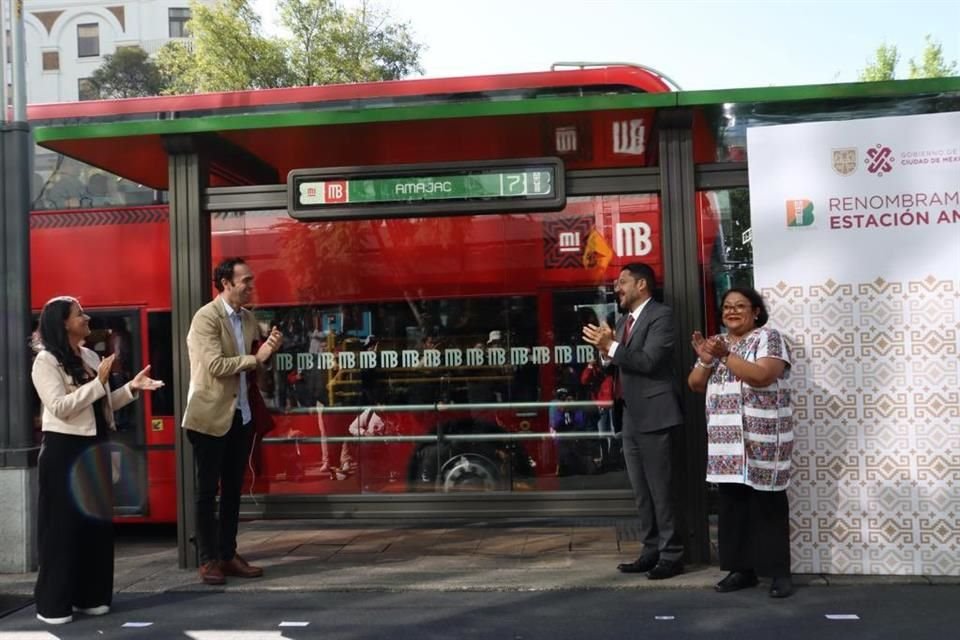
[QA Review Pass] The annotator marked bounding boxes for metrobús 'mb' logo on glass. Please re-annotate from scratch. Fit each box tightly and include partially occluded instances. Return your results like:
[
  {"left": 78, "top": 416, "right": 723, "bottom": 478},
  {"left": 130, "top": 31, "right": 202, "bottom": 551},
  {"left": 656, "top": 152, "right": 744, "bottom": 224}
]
[
  {"left": 865, "top": 144, "right": 895, "bottom": 176},
  {"left": 785, "top": 199, "right": 814, "bottom": 227}
]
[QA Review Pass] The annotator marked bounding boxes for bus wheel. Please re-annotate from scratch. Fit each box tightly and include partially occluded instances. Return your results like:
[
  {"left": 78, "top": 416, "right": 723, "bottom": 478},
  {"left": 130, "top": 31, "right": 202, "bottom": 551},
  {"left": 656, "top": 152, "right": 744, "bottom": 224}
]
[{"left": 439, "top": 454, "right": 500, "bottom": 492}]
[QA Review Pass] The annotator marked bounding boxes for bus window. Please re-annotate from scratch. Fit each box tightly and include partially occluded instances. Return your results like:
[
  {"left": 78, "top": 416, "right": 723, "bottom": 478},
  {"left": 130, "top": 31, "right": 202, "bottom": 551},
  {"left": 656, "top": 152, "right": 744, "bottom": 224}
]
[
  {"left": 147, "top": 311, "right": 175, "bottom": 417},
  {"left": 86, "top": 310, "right": 148, "bottom": 516}
]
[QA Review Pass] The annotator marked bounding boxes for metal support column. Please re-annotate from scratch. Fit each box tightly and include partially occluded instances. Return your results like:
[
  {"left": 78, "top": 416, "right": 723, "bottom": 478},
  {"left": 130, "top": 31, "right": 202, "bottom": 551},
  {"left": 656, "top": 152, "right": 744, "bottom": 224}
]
[
  {"left": 0, "top": 0, "right": 37, "bottom": 571},
  {"left": 1, "top": 121, "right": 33, "bottom": 469},
  {"left": 166, "top": 137, "right": 210, "bottom": 569},
  {"left": 1, "top": 0, "right": 7, "bottom": 118},
  {"left": 657, "top": 108, "right": 710, "bottom": 565}
]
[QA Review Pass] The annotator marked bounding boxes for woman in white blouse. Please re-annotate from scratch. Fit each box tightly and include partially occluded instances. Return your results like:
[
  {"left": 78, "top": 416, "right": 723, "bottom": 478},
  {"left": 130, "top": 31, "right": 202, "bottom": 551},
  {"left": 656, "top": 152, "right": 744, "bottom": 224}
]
[
  {"left": 688, "top": 287, "right": 795, "bottom": 599},
  {"left": 31, "top": 296, "right": 162, "bottom": 625}
]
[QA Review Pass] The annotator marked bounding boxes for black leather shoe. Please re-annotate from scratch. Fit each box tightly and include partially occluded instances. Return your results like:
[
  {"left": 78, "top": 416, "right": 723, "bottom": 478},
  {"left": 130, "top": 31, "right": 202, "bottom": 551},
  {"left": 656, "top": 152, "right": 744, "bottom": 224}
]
[
  {"left": 647, "top": 559, "right": 684, "bottom": 580},
  {"left": 715, "top": 570, "right": 759, "bottom": 593},
  {"left": 617, "top": 555, "right": 658, "bottom": 574},
  {"left": 769, "top": 576, "right": 795, "bottom": 598}
]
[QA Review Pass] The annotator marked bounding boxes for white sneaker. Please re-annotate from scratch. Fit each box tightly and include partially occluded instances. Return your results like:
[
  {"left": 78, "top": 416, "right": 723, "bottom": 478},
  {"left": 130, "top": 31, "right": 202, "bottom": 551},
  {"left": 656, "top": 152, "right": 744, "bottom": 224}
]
[
  {"left": 73, "top": 604, "right": 111, "bottom": 616},
  {"left": 37, "top": 613, "right": 73, "bottom": 624}
]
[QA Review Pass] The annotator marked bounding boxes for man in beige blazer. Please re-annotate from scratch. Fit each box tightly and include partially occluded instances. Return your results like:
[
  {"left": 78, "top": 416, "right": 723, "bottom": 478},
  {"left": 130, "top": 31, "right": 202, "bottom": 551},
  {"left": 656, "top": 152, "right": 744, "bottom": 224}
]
[{"left": 182, "top": 257, "right": 282, "bottom": 585}]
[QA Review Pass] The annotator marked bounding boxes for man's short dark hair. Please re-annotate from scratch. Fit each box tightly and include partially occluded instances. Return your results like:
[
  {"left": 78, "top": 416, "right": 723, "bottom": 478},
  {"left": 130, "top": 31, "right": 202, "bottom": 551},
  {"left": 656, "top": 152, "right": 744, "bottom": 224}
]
[
  {"left": 213, "top": 257, "right": 246, "bottom": 292},
  {"left": 621, "top": 262, "right": 656, "bottom": 293}
]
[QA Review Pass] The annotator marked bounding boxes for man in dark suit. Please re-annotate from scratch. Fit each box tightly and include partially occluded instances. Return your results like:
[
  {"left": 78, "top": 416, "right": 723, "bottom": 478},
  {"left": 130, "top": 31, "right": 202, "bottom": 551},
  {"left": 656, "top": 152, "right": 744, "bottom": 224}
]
[{"left": 583, "top": 262, "right": 685, "bottom": 580}]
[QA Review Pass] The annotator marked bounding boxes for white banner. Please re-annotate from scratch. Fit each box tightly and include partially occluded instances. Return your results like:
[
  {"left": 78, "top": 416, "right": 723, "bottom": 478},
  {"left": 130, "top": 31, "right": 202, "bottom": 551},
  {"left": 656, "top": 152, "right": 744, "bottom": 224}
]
[{"left": 748, "top": 112, "right": 960, "bottom": 575}]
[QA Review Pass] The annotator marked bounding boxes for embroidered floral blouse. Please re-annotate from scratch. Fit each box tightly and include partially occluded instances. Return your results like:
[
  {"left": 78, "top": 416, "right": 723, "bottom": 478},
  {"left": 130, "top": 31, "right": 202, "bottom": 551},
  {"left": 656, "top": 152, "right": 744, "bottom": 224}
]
[{"left": 705, "top": 327, "right": 793, "bottom": 491}]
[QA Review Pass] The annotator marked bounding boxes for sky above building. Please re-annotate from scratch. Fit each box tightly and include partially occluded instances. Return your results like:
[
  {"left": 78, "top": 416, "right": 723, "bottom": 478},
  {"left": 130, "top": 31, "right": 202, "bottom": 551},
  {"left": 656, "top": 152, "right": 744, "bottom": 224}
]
[{"left": 253, "top": 0, "right": 959, "bottom": 90}]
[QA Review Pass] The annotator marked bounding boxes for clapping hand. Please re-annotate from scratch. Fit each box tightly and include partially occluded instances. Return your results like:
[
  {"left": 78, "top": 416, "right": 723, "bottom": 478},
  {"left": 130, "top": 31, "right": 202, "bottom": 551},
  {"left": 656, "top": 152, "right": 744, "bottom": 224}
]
[
  {"left": 130, "top": 365, "right": 165, "bottom": 391},
  {"left": 691, "top": 331, "right": 714, "bottom": 364},
  {"left": 702, "top": 335, "right": 730, "bottom": 360},
  {"left": 582, "top": 322, "right": 615, "bottom": 351},
  {"left": 255, "top": 326, "right": 283, "bottom": 364},
  {"left": 690, "top": 331, "right": 730, "bottom": 365},
  {"left": 691, "top": 331, "right": 730, "bottom": 364},
  {"left": 97, "top": 354, "right": 117, "bottom": 384}
]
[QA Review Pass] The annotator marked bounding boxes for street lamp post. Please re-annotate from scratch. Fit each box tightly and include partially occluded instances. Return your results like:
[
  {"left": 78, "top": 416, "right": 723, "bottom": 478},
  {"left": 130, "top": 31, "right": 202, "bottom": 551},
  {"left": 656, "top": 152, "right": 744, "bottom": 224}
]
[
  {"left": 0, "top": 0, "right": 37, "bottom": 572},
  {"left": 9, "top": 0, "right": 24, "bottom": 120},
  {"left": 1, "top": 0, "right": 7, "bottom": 122}
]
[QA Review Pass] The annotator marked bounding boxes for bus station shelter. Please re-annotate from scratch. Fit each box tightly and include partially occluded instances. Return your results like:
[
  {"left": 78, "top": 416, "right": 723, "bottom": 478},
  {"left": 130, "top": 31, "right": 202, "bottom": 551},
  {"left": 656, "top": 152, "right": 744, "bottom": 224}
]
[{"left": 10, "top": 69, "right": 960, "bottom": 574}]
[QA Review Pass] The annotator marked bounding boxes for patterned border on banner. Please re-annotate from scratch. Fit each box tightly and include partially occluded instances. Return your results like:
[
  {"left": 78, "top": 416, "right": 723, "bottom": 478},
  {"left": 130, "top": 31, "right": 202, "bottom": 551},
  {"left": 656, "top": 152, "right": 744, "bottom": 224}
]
[{"left": 764, "top": 276, "right": 960, "bottom": 575}]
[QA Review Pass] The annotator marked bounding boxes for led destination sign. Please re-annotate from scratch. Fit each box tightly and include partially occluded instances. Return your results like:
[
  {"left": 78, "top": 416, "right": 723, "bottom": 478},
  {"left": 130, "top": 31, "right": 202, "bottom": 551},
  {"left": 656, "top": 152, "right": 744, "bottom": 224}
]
[{"left": 287, "top": 158, "right": 565, "bottom": 220}]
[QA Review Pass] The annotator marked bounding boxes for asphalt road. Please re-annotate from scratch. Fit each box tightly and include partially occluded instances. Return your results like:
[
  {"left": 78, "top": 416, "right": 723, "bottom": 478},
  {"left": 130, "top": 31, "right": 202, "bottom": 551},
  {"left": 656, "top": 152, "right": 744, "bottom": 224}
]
[{"left": 1, "top": 585, "right": 957, "bottom": 639}]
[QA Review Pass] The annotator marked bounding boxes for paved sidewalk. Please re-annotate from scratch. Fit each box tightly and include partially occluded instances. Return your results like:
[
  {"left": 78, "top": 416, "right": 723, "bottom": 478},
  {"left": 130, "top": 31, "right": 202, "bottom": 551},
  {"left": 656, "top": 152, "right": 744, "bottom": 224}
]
[{"left": 0, "top": 520, "right": 953, "bottom": 596}]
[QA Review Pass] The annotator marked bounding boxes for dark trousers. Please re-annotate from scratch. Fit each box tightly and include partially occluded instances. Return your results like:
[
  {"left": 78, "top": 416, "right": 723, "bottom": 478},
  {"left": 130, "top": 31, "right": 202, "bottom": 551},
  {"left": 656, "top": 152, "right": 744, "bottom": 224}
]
[
  {"left": 621, "top": 424, "right": 683, "bottom": 562},
  {"left": 35, "top": 432, "right": 114, "bottom": 618},
  {"left": 187, "top": 412, "right": 254, "bottom": 565},
  {"left": 718, "top": 483, "right": 792, "bottom": 577}
]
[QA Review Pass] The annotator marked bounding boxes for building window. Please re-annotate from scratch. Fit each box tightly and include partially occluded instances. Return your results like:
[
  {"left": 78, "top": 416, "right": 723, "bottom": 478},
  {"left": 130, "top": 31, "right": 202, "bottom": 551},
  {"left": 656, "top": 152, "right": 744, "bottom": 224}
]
[
  {"left": 78, "top": 78, "right": 98, "bottom": 101},
  {"left": 169, "top": 8, "right": 191, "bottom": 38},
  {"left": 42, "top": 51, "right": 60, "bottom": 71},
  {"left": 77, "top": 23, "right": 99, "bottom": 58}
]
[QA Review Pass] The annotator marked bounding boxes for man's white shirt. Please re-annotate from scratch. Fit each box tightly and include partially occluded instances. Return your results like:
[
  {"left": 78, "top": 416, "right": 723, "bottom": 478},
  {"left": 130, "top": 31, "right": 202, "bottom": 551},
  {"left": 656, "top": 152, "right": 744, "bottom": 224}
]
[{"left": 605, "top": 297, "right": 651, "bottom": 361}]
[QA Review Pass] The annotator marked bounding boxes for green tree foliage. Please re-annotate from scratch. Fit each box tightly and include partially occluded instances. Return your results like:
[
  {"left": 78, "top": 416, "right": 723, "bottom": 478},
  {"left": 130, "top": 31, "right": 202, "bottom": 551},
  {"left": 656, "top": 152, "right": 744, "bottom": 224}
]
[
  {"left": 89, "top": 46, "right": 164, "bottom": 98},
  {"left": 907, "top": 35, "right": 958, "bottom": 79},
  {"left": 859, "top": 36, "right": 957, "bottom": 82},
  {"left": 858, "top": 43, "right": 899, "bottom": 82},
  {"left": 156, "top": 0, "right": 289, "bottom": 93},
  {"left": 281, "top": 0, "right": 423, "bottom": 85},
  {"left": 156, "top": 0, "right": 423, "bottom": 95}
]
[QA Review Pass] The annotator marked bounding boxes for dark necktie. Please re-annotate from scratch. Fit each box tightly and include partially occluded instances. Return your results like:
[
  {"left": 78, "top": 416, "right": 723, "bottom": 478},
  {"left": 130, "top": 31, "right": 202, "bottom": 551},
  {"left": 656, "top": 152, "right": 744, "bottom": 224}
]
[
  {"left": 622, "top": 314, "right": 635, "bottom": 346},
  {"left": 614, "top": 314, "right": 635, "bottom": 399}
]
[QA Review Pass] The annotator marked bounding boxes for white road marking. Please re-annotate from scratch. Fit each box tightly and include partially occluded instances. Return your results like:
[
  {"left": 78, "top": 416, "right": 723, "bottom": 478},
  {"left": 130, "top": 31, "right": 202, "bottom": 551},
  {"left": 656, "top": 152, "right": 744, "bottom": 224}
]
[{"left": 185, "top": 632, "right": 293, "bottom": 639}]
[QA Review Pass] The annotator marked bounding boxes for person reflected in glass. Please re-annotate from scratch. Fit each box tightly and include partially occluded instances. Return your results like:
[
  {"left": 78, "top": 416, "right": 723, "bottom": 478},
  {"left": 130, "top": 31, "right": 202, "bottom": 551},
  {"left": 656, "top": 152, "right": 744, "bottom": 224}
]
[
  {"left": 548, "top": 387, "right": 590, "bottom": 476},
  {"left": 688, "top": 287, "right": 795, "bottom": 598},
  {"left": 580, "top": 352, "right": 616, "bottom": 470},
  {"left": 31, "top": 296, "right": 163, "bottom": 625}
]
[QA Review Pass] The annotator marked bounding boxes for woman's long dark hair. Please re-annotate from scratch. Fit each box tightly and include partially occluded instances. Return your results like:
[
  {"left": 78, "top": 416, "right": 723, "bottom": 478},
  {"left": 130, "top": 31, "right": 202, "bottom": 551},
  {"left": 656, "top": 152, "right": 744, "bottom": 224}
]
[{"left": 38, "top": 296, "right": 90, "bottom": 385}]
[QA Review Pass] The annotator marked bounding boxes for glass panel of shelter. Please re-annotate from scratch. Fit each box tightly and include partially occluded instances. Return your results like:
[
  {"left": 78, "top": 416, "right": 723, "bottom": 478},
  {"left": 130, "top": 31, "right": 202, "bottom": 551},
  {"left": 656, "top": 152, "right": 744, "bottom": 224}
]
[
  {"left": 696, "top": 187, "right": 754, "bottom": 560},
  {"left": 31, "top": 146, "right": 158, "bottom": 211},
  {"left": 213, "top": 194, "right": 659, "bottom": 498},
  {"left": 700, "top": 93, "right": 960, "bottom": 163},
  {"left": 698, "top": 188, "right": 754, "bottom": 335}
]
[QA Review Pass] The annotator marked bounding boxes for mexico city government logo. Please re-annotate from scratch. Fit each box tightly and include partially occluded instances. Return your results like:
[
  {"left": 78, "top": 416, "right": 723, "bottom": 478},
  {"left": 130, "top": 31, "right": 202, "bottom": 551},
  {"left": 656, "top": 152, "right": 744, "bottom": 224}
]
[
  {"left": 832, "top": 148, "right": 857, "bottom": 176},
  {"left": 785, "top": 199, "right": 814, "bottom": 227},
  {"left": 865, "top": 143, "right": 895, "bottom": 176}
]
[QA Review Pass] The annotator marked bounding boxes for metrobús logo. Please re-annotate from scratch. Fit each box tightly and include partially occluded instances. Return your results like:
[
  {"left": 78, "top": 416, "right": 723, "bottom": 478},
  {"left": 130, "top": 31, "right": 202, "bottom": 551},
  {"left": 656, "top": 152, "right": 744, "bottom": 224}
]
[
  {"left": 785, "top": 199, "right": 814, "bottom": 227},
  {"left": 865, "top": 144, "right": 895, "bottom": 176}
]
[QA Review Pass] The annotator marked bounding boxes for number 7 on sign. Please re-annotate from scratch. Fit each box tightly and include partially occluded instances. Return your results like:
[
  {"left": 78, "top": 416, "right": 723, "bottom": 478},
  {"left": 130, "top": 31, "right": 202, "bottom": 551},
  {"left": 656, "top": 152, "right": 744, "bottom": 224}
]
[{"left": 501, "top": 173, "right": 528, "bottom": 196}]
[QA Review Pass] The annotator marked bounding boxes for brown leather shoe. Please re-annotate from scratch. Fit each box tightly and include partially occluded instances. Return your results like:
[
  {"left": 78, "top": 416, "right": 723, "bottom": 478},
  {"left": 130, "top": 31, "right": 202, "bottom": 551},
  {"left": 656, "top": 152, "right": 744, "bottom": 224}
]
[
  {"left": 221, "top": 553, "right": 264, "bottom": 578},
  {"left": 199, "top": 561, "right": 225, "bottom": 585}
]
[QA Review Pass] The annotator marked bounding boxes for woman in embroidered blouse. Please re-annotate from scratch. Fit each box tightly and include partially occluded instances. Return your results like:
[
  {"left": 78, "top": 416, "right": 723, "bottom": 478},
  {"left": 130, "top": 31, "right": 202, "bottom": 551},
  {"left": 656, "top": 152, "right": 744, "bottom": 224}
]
[
  {"left": 31, "top": 297, "right": 163, "bottom": 625},
  {"left": 688, "top": 287, "right": 794, "bottom": 599}
]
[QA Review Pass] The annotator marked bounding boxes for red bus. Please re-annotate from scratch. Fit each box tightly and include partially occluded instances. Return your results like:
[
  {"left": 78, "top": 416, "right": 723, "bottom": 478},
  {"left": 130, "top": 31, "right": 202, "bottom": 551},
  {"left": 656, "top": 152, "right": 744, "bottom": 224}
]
[{"left": 29, "top": 65, "right": 724, "bottom": 523}]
